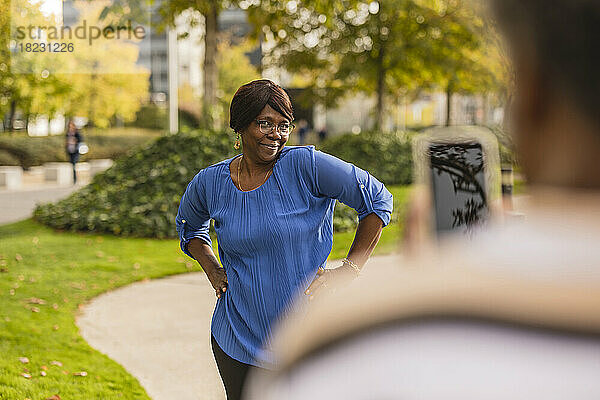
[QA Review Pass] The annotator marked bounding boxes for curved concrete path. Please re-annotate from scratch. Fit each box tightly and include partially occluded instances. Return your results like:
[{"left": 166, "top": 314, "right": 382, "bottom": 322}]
[
  {"left": 77, "top": 272, "right": 226, "bottom": 400},
  {"left": 76, "top": 255, "right": 402, "bottom": 400}
]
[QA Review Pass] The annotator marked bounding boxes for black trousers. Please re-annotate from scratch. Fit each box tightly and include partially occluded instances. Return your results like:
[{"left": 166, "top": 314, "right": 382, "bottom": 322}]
[
  {"left": 211, "top": 334, "right": 258, "bottom": 400},
  {"left": 68, "top": 152, "right": 79, "bottom": 183}
]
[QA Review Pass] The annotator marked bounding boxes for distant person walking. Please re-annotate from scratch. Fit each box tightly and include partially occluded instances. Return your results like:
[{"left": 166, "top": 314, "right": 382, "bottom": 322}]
[
  {"left": 297, "top": 119, "right": 308, "bottom": 145},
  {"left": 65, "top": 120, "right": 83, "bottom": 184},
  {"left": 318, "top": 126, "right": 327, "bottom": 143}
]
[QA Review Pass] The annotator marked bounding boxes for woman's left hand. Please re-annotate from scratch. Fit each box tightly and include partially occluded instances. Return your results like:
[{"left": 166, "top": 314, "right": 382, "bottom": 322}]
[{"left": 304, "top": 265, "right": 357, "bottom": 301}]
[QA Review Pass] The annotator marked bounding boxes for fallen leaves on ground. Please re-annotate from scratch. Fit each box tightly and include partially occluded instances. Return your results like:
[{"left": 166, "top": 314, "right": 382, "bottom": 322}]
[
  {"left": 27, "top": 297, "right": 46, "bottom": 304},
  {"left": 19, "top": 357, "right": 29, "bottom": 364},
  {"left": 50, "top": 360, "right": 62, "bottom": 367},
  {"left": 73, "top": 371, "right": 88, "bottom": 376},
  {"left": 70, "top": 282, "right": 86, "bottom": 290}
]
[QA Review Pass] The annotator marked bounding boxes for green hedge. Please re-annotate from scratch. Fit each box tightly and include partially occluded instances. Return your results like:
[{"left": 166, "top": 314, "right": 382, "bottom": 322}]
[
  {"left": 487, "top": 125, "right": 519, "bottom": 166},
  {"left": 0, "top": 134, "right": 156, "bottom": 169},
  {"left": 34, "top": 130, "right": 236, "bottom": 238},
  {"left": 318, "top": 131, "right": 413, "bottom": 186},
  {"left": 125, "top": 104, "right": 168, "bottom": 130}
]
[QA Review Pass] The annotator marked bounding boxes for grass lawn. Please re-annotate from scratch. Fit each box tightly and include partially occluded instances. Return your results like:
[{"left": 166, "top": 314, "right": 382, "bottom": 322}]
[
  {"left": 0, "top": 185, "right": 409, "bottom": 399},
  {"left": 0, "top": 220, "right": 191, "bottom": 400},
  {"left": 330, "top": 185, "right": 411, "bottom": 259}
]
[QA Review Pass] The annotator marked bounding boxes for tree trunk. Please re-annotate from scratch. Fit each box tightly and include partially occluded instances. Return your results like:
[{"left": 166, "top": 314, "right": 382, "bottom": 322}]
[
  {"left": 445, "top": 83, "right": 453, "bottom": 127},
  {"left": 88, "top": 63, "right": 99, "bottom": 128},
  {"left": 8, "top": 100, "right": 16, "bottom": 133},
  {"left": 482, "top": 93, "right": 489, "bottom": 126},
  {"left": 202, "top": 3, "right": 218, "bottom": 129},
  {"left": 375, "top": 45, "right": 386, "bottom": 132},
  {"left": 502, "top": 89, "right": 512, "bottom": 132}
]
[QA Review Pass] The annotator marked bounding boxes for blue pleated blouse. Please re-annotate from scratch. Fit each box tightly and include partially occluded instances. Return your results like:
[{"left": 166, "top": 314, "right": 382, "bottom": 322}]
[{"left": 175, "top": 145, "right": 393, "bottom": 367}]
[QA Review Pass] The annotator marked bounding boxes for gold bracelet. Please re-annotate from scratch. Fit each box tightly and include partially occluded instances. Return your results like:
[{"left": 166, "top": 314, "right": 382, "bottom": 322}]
[{"left": 342, "top": 258, "right": 361, "bottom": 274}]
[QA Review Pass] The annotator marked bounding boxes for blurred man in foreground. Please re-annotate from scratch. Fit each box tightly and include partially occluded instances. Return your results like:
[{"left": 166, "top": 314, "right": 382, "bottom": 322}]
[{"left": 245, "top": 0, "right": 600, "bottom": 398}]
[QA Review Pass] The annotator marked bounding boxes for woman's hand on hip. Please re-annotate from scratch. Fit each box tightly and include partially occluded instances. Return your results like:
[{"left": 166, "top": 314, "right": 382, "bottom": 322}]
[{"left": 207, "top": 267, "right": 228, "bottom": 299}]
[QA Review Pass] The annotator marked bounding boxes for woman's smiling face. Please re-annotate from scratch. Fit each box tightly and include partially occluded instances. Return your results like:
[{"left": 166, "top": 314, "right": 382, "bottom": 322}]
[{"left": 241, "top": 104, "right": 291, "bottom": 163}]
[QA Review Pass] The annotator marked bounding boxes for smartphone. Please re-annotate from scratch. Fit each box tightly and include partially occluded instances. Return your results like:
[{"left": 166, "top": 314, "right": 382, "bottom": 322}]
[
  {"left": 412, "top": 126, "right": 501, "bottom": 240},
  {"left": 429, "top": 142, "right": 488, "bottom": 235}
]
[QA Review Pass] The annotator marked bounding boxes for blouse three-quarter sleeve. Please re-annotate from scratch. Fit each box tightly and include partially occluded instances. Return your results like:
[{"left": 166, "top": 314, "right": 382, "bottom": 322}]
[
  {"left": 176, "top": 170, "right": 212, "bottom": 259},
  {"left": 309, "top": 149, "right": 393, "bottom": 226}
]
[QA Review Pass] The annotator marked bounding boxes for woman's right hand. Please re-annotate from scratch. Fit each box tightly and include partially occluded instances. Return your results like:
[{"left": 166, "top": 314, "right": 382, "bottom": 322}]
[
  {"left": 185, "top": 239, "right": 228, "bottom": 299},
  {"left": 207, "top": 267, "right": 228, "bottom": 299}
]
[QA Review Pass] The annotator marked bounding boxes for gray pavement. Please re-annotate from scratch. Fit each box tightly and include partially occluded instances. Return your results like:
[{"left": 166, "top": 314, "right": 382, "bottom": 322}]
[
  {"left": 76, "top": 254, "right": 402, "bottom": 400},
  {"left": 0, "top": 184, "right": 83, "bottom": 225}
]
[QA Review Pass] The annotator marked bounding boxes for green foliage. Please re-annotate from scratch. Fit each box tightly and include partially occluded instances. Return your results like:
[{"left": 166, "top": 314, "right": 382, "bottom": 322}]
[
  {"left": 487, "top": 125, "right": 518, "bottom": 166},
  {"left": 319, "top": 131, "right": 414, "bottom": 186},
  {"left": 1, "top": 0, "right": 149, "bottom": 131},
  {"left": 178, "top": 107, "right": 201, "bottom": 130},
  {"left": 215, "top": 38, "right": 261, "bottom": 130},
  {"left": 246, "top": 0, "right": 505, "bottom": 129},
  {"left": 0, "top": 141, "right": 35, "bottom": 169},
  {"left": 323, "top": 131, "right": 413, "bottom": 232},
  {"left": 0, "top": 134, "right": 155, "bottom": 169},
  {"left": 126, "top": 104, "right": 168, "bottom": 130},
  {"left": 34, "top": 130, "right": 237, "bottom": 238}
]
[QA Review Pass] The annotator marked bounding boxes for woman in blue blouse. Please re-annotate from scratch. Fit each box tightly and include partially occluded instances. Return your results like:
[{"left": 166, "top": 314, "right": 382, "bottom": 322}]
[{"left": 176, "top": 79, "right": 393, "bottom": 400}]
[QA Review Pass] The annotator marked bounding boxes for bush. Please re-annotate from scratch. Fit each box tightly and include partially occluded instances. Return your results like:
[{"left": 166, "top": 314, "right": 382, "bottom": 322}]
[
  {"left": 126, "top": 104, "right": 168, "bottom": 130},
  {"left": 0, "top": 133, "right": 156, "bottom": 169},
  {"left": 318, "top": 131, "right": 413, "bottom": 186},
  {"left": 0, "top": 141, "right": 35, "bottom": 169},
  {"left": 487, "top": 125, "right": 519, "bottom": 166},
  {"left": 34, "top": 130, "right": 237, "bottom": 238}
]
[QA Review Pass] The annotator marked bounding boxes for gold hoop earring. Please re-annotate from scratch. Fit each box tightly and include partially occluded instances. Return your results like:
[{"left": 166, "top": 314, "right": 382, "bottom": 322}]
[{"left": 234, "top": 132, "right": 241, "bottom": 150}]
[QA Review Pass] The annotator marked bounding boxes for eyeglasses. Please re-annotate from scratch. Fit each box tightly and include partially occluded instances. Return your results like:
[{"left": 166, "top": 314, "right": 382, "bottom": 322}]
[{"left": 255, "top": 120, "right": 295, "bottom": 135}]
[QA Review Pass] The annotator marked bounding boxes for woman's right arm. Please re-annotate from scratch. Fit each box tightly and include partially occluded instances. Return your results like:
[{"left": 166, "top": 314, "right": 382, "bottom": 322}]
[
  {"left": 186, "top": 239, "right": 228, "bottom": 298},
  {"left": 176, "top": 170, "right": 227, "bottom": 298}
]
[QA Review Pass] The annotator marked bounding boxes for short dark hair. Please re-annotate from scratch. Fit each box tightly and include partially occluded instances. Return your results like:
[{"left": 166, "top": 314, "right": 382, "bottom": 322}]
[
  {"left": 491, "top": 0, "right": 600, "bottom": 127},
  {"left": 229, "top": 79, "right": 294, "bottom": 133}
]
